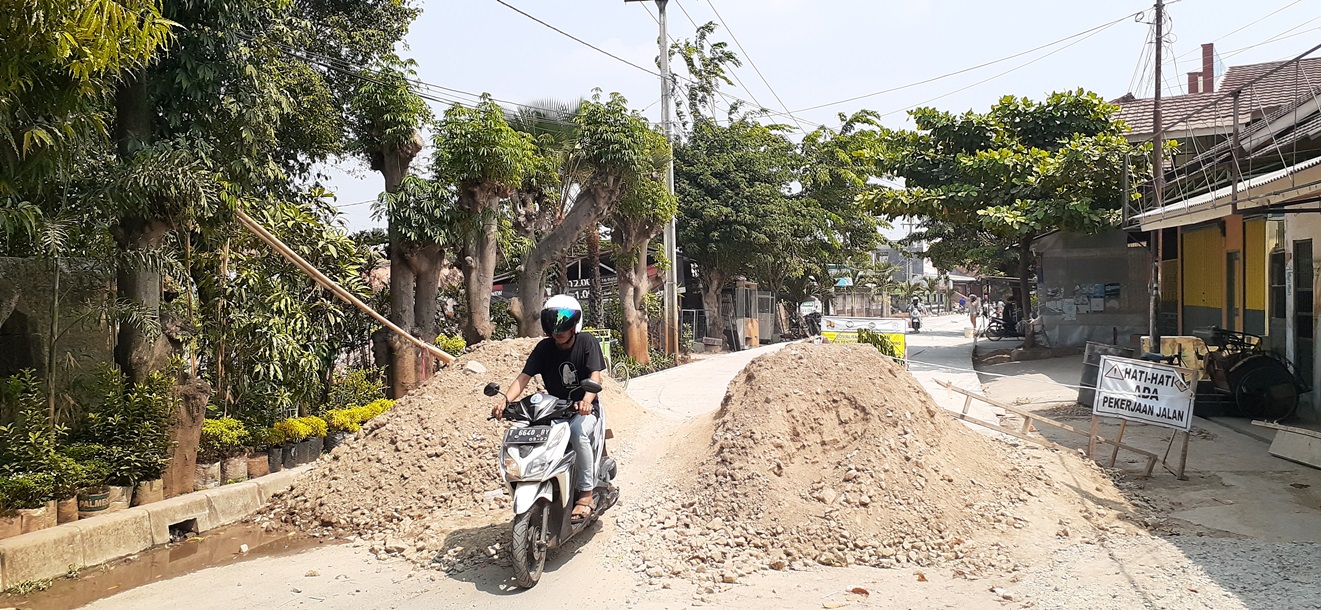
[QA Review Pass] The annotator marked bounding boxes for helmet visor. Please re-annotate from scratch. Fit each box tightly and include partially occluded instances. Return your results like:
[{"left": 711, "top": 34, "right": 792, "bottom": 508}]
[{"left": 540, "top": 307, "right": 581, "bottom": 335}]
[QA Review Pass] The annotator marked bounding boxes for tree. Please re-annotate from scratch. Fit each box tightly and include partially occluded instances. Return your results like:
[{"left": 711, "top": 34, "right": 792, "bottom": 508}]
[
  {"left": 432, "top": 98, "right": 538, "bottom": 345},
  {"left": 675, "top": 118, "right": 797, "bottom": 345},
  {"left": 865, "top": 90, "right": 1148, "bottom": 347},
  {"left": 345, "top": 56, "right": 432, "bottom": 396}
]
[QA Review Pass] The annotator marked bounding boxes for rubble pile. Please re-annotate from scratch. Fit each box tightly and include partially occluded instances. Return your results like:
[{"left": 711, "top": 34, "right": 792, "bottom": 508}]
[
  {"left": 613, "top": 343, "right": 1117, "bottom": 584},
  {"left": 266, "top": 337, "right": 646, "bottom": 571}
]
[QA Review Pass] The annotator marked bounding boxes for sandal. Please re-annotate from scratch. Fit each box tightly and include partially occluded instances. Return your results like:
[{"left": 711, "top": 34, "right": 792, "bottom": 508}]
[{"left": 571, "top": 496, "right": 594, "bottom": 524}]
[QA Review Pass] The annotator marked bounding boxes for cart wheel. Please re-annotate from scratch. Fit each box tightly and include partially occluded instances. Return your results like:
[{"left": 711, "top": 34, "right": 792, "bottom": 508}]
[{"left": 1232, "top": 357, "right": 1299, "bottom": 420}]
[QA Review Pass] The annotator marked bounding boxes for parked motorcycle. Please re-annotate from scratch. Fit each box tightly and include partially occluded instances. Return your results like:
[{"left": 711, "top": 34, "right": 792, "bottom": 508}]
[{"left": 483, "top": 379, "right": 618, "bottom": 588}]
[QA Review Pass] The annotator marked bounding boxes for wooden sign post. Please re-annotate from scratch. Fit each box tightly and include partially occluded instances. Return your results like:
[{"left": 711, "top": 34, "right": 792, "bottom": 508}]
[{"left": 1091, "top": 355, "right": 1198, "bottom": 479}]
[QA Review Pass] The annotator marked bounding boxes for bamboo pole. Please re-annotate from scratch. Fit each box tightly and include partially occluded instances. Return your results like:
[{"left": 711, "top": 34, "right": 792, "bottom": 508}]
[{"left": 234, "top": 210, "right": 455, "bottom": 364}]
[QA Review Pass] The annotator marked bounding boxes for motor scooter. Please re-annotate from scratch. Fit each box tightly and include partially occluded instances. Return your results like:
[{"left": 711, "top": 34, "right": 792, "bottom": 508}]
[{"left": 483, "top": 379, "right": 618, "bottom": 588}]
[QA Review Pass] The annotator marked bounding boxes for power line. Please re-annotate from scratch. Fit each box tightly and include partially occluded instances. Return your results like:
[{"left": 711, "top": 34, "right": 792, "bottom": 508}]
[
  {"left": 642, "top": 0, "right": 769, "bottom": 114},
  {"left": 497, "top": 0, "right": 820, "bottom": 132},
  {"left": 702, "top": 0, "right": 807, "bottom": 133},
  {"left": 1173, "top": 0, "right": 1303, "bottom": 60},
  {"left": 878, "top": 17, "right": 1124, "bottom": 118},
  {"left": 793, "top": 10, "right": 1143, "bottom": 113}
]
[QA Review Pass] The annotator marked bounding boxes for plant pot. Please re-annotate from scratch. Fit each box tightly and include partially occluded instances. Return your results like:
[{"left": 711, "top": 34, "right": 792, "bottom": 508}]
[
  {"left": 247, "top": 453, "right": 270, "bottom": 478},
  {"left": 77, "top": 487, "right": 110, "bottom": 519},
  {"left": 57, "top": 497, "right": 79, "bottom": 524},
  {"left": 221, "top": 455, "right": 248, "bottom": 483},
  {"left": 308, "top": 436, "right": 324, "bottom": 459},
  {"left": 19, "top": 501, "right": 57, "bottom": 533},
  {"left": 282, "top": 443, "right": 298, "bottom": 469},
  {"left": 131, "top": 479, "right": 164, "bottom": 507},
  {"left": 0, "top": 513, "right": 21, "bottom": 540},
  {"left": 193, "top": 461, "right": 222, "bottom": 491},
  {"left": 106, "top": 485, "right": 133, "bottom": 513},
  {"left": 296, "top": 439, "right": 317, "bottom": 465},
  {"left": 268, "top": 446, "right": 284, "bottom": 473},
  {"left": 325, "top": 430, "right": 354, "bottom": 452}
]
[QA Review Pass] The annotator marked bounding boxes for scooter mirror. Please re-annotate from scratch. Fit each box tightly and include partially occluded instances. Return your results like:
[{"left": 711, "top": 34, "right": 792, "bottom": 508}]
[
  {"left": 482, "top": 382, "right": 501, "bottom": 397},
  {"left": 579, "top": 379, "right": 603, "bottom": 394}
]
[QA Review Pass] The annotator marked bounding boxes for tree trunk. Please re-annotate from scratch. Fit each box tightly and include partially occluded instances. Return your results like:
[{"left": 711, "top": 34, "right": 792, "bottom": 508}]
[
  {"left": 587, "top": 228, "right": 603, "bottom": 326},
  {"left": 113, "top": 220, "right": 172, "bottom": 385},
  {"left": 618, "top": 235, "right": 650, "bottom": 364},
  {"left": 462, "top": 187, "right": 499, "bottom": 345},
  {"left": 701, "top": 266, "right": 726, "bottom": 349},
  {"left": 410, "top": 244, "right": 446, "bottom": 342},
  {"left": 514, "top": 190, "right": 605, "bottom": 337},
  {"left": 1018, "top": 236, "right": 1036, "bottom": 349},
  {"left": 388, "top": 244, "right": 418, "bottom": 398},
  {"left": 376, "top": 132, "right": 424, "bottom": 397}
]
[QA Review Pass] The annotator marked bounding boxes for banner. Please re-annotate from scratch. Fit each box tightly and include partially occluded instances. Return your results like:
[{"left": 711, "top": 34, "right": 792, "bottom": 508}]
[
  {"left": 1093, "top": 355, "right": 1197, "bottom": 431},
  {"left": 819, "top": 316, "right": 907, "bottom": 360}
]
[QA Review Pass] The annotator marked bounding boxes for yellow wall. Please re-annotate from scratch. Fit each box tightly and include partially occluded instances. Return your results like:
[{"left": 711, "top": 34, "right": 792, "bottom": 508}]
[
  {"left": 1182, "top": 225, "right": 1223, "bottom": 309},
  {"left": 1246, "top": 217, "right": 1267, "bottom": 312}
]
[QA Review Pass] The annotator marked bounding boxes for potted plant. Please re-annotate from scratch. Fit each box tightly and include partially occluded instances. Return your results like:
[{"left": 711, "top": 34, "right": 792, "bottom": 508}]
[
  {"left": 274, "top": 418, "right": 311, "bottom": 469},
  {"left": 0, "top": 472, "right": 58, "bottom": 538},
  {"left": 300, "top": 416, "right": 327, "bottom": 461},
  {"left": 325, "top": 409, "right": 359, "bottom": 451},
  {"left": 203, "top": 418, "right": 250, "bottom": 484},
  {"left": 61, "top": 443, "right": 112, "bottom": 520},
  {"left": 258, "top": 427, "right": 285, "bottom": 474},
  {"left": 246, "top": 427, "right": 275, "bottom": 478}
]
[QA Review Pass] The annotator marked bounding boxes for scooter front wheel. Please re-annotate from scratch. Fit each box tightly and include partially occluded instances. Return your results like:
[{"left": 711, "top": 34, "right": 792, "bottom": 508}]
[{"left": 511, "top": 500, "right": 547, "bottom": 588}]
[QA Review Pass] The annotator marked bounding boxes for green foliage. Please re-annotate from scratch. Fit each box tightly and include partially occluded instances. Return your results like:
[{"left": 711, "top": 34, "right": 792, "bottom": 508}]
[
  {"left": 325, "top": 409, "right": 359, "bottom": 434},
  {"left": 434, "top": 333, "right": 467, "bottom": 356},
  {"left": 249, "top": 427, "right": 283, "bottom": 449},
  {"left": 858, "top": 329, "right": 904, "bottom": 361},
  {"left": 325, "top": 399, "right": 394, "bottom": 433},
  {"left": 864, "top": 90, "right": 1149, "bottom": 273},
  {"left": 301, "top": 416, "right": 328, "bottom": 439},
  {"left": 67, "top": 366, "right": 177, "bottom": 485},
  {"left": 326, "top": 368, "right": 387, "bottom": 413},
  {"left": 432, "top": 98, "right": 538, "bottom": 194},
  {"left": 199, "top": 418, "right": 249, "bottom": 462},
  {"left": 347, "top": 55, "right": 432, "bottom": 156},
  {"left": 0, "top": 472, "right": 57, "bottom": 512}
]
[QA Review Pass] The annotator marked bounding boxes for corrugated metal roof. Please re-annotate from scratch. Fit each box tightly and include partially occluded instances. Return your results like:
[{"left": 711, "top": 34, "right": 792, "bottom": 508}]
[{"left": 1135, "top": 155, "right": 1321, "bottom": 224}]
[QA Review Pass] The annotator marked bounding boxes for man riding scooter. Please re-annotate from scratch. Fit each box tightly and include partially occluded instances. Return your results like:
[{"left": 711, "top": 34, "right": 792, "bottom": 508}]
[{"left": 491, "top": 294, "right": 604, "bottom": 524}]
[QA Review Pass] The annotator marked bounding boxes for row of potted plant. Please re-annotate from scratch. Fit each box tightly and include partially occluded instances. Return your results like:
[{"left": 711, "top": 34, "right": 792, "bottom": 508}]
[
  {"left": 0, "top": 367, "right": 176, "bottom": 539},
  {"left": 192, "top": 399, "right": 396, "bottom": 491}
]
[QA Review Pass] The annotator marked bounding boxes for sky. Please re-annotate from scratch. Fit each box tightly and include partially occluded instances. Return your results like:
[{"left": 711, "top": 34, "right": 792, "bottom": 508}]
[{"left": 320, "top": 0, "right": 1321, "bottom": 232}]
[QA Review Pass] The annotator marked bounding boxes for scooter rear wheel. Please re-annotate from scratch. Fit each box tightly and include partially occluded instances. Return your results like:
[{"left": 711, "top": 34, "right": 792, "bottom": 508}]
[{"left": 511, "top": 500, "right": 547, "bottom": 588}]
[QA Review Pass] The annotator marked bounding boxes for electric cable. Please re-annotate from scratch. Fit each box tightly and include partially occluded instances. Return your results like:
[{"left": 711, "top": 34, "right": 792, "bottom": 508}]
[
  {"left": 793, "top": 10, "right": 1144, "bottom": 113},
  {"left": 702, "top": 0, "right": 806, "bottom": 132}
]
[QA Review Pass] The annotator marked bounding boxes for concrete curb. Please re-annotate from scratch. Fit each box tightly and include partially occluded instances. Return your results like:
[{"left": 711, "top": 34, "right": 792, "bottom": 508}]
[{"left": 0, "top": 465, "right": 308, "bottom": 590}]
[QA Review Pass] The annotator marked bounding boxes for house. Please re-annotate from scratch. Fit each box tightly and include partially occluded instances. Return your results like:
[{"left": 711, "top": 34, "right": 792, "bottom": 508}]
[{"left": 1119, "top": 44, "right": 1321, "bottom": 423}]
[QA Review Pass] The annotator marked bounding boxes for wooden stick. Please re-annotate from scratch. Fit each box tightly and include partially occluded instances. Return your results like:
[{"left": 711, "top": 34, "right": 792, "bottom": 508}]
[
  {"left": 1088, "top": 415, "right": 1100, "bottom": 460},
  {"left": 235, "top": 210, "right": 455, "bottom": 364},
  {"left": 1109, "top": 419, "right": 1127, "bottom": 467},
  {"left": 1177, "top": 431, "right": 1190, "bottom": 481}
]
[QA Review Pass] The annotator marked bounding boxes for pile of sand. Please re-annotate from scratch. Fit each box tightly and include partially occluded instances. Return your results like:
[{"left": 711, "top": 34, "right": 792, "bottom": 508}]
[
  {"left": 612, "top": 343, "right": 1131, "bottom": 585},
  {"left": 266, "top": 337, "right": 647, "bottom": 571}
]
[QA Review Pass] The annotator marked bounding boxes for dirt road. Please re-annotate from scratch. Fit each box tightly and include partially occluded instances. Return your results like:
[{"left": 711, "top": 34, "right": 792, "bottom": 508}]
[{"left": 60, "top": 318, "right": 1321, "bottom": 609}]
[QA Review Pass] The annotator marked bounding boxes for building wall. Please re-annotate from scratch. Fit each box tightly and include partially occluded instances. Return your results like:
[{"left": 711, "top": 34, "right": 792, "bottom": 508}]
[
  {"left": 0, "top": 258, "right": 115, "bottom": 418},
  {"left": 1286, "top": 214, "right": 1321, "bottom": 422},
  {"left": 1033, "top": 231, "right": 1150, "bottom": 348},
  {"left": 1181, "top": 224, "right": 1224, "bottom": 331}
]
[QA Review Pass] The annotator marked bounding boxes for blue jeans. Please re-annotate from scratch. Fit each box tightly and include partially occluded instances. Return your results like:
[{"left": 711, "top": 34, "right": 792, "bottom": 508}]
[{"left": 568, "top": 413, "right": 597, "bottom": 492}]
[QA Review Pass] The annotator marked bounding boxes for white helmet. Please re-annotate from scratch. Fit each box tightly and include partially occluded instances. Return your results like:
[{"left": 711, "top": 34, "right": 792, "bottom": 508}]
[{"left": 540, "top": 294, "right": 584, "bottom": 335}]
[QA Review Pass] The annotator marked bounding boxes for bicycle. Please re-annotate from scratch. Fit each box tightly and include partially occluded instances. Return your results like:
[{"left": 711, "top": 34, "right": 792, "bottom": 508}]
[{"left": 586, "top": 329, "right": 631, "bottom": 390}]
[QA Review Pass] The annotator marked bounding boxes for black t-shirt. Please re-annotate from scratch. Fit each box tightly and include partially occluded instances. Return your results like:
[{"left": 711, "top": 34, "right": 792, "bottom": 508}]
[{"left": 521, "top": 332, "right": 605, "bottom": 406}]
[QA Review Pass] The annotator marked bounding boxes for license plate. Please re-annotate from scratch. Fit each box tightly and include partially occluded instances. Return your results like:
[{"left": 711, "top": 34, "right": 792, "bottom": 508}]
[{"left": 505, "top": 426, "right": 550, "bottom": 444}]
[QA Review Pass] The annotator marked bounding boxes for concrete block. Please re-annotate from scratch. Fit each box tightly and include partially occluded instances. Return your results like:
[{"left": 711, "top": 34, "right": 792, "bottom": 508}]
[
  {"left": 253, "top": 466, "right": 304, "bottom": 504},
  {"left": 71, "top": 507, "right": 154, "bottom": 567},
  {"left": 145, "top": 493, "right": 213, "bottom": 546},
  {"left": 0, "top": 524, "right": 83, "bottom": 590},
  {"left": 204, "top": 482, "right": 262, "bottom": 529},
  {"left": 1269, "top": 429, "right": 1321, "bottom": 469}
]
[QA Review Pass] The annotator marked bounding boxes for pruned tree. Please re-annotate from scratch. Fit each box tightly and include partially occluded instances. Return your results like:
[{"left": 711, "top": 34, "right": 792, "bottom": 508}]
[{"left": 432, "top": 98, "right": 538, "bottom": 345}]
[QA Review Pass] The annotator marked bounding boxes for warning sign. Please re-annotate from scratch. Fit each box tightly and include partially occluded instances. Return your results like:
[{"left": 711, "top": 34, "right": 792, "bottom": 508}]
[{"left": 1093, "top": 355, "right": 1197, "bottom": 431}]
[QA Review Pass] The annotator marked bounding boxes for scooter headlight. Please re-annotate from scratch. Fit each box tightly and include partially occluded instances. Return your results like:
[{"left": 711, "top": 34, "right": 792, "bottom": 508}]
[{"left": 503, "top": 449, "right": 522, "bottom": 479}]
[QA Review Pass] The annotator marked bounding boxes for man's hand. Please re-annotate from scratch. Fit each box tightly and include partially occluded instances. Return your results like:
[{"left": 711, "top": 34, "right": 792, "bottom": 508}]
[
  {"left": 491, "top": 399, "right": 506, "bottom": 420},
  {"left": 575, "top": 400, "right": 592, "bottom": 416}
]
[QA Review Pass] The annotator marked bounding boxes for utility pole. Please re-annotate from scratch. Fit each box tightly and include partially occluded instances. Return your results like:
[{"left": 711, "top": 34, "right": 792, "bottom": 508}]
[
  {"left": 1148, "top": 0, "right": 1166, "bottom": 349},
  {"left": 626, "top": 0, "right": 680, "bottom": 356}
]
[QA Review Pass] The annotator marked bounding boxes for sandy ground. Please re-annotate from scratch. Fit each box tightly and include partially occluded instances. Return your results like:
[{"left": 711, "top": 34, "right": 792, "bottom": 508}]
[{"left": 35, "top": 316, "right": 1321, "bottom": 609}]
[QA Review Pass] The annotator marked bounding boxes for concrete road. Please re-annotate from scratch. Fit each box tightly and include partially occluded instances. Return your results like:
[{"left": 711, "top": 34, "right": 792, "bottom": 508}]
[{"left": 904, "top": 314, "right": 1004, "bottom": 423}]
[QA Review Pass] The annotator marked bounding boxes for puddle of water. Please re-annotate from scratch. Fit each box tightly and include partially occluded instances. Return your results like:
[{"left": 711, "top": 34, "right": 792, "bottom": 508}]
[{"left": 2, "top": 521, "right": 327, "bottom": 610}]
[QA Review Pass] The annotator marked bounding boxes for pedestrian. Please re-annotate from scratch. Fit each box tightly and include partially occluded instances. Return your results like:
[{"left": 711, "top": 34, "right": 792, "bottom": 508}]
[
  {"left": 968, "top": 294, "right": 980, "bottom": 330},
  {"left": 959, "top": 296, "right": 966, "bottom": 313}
]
